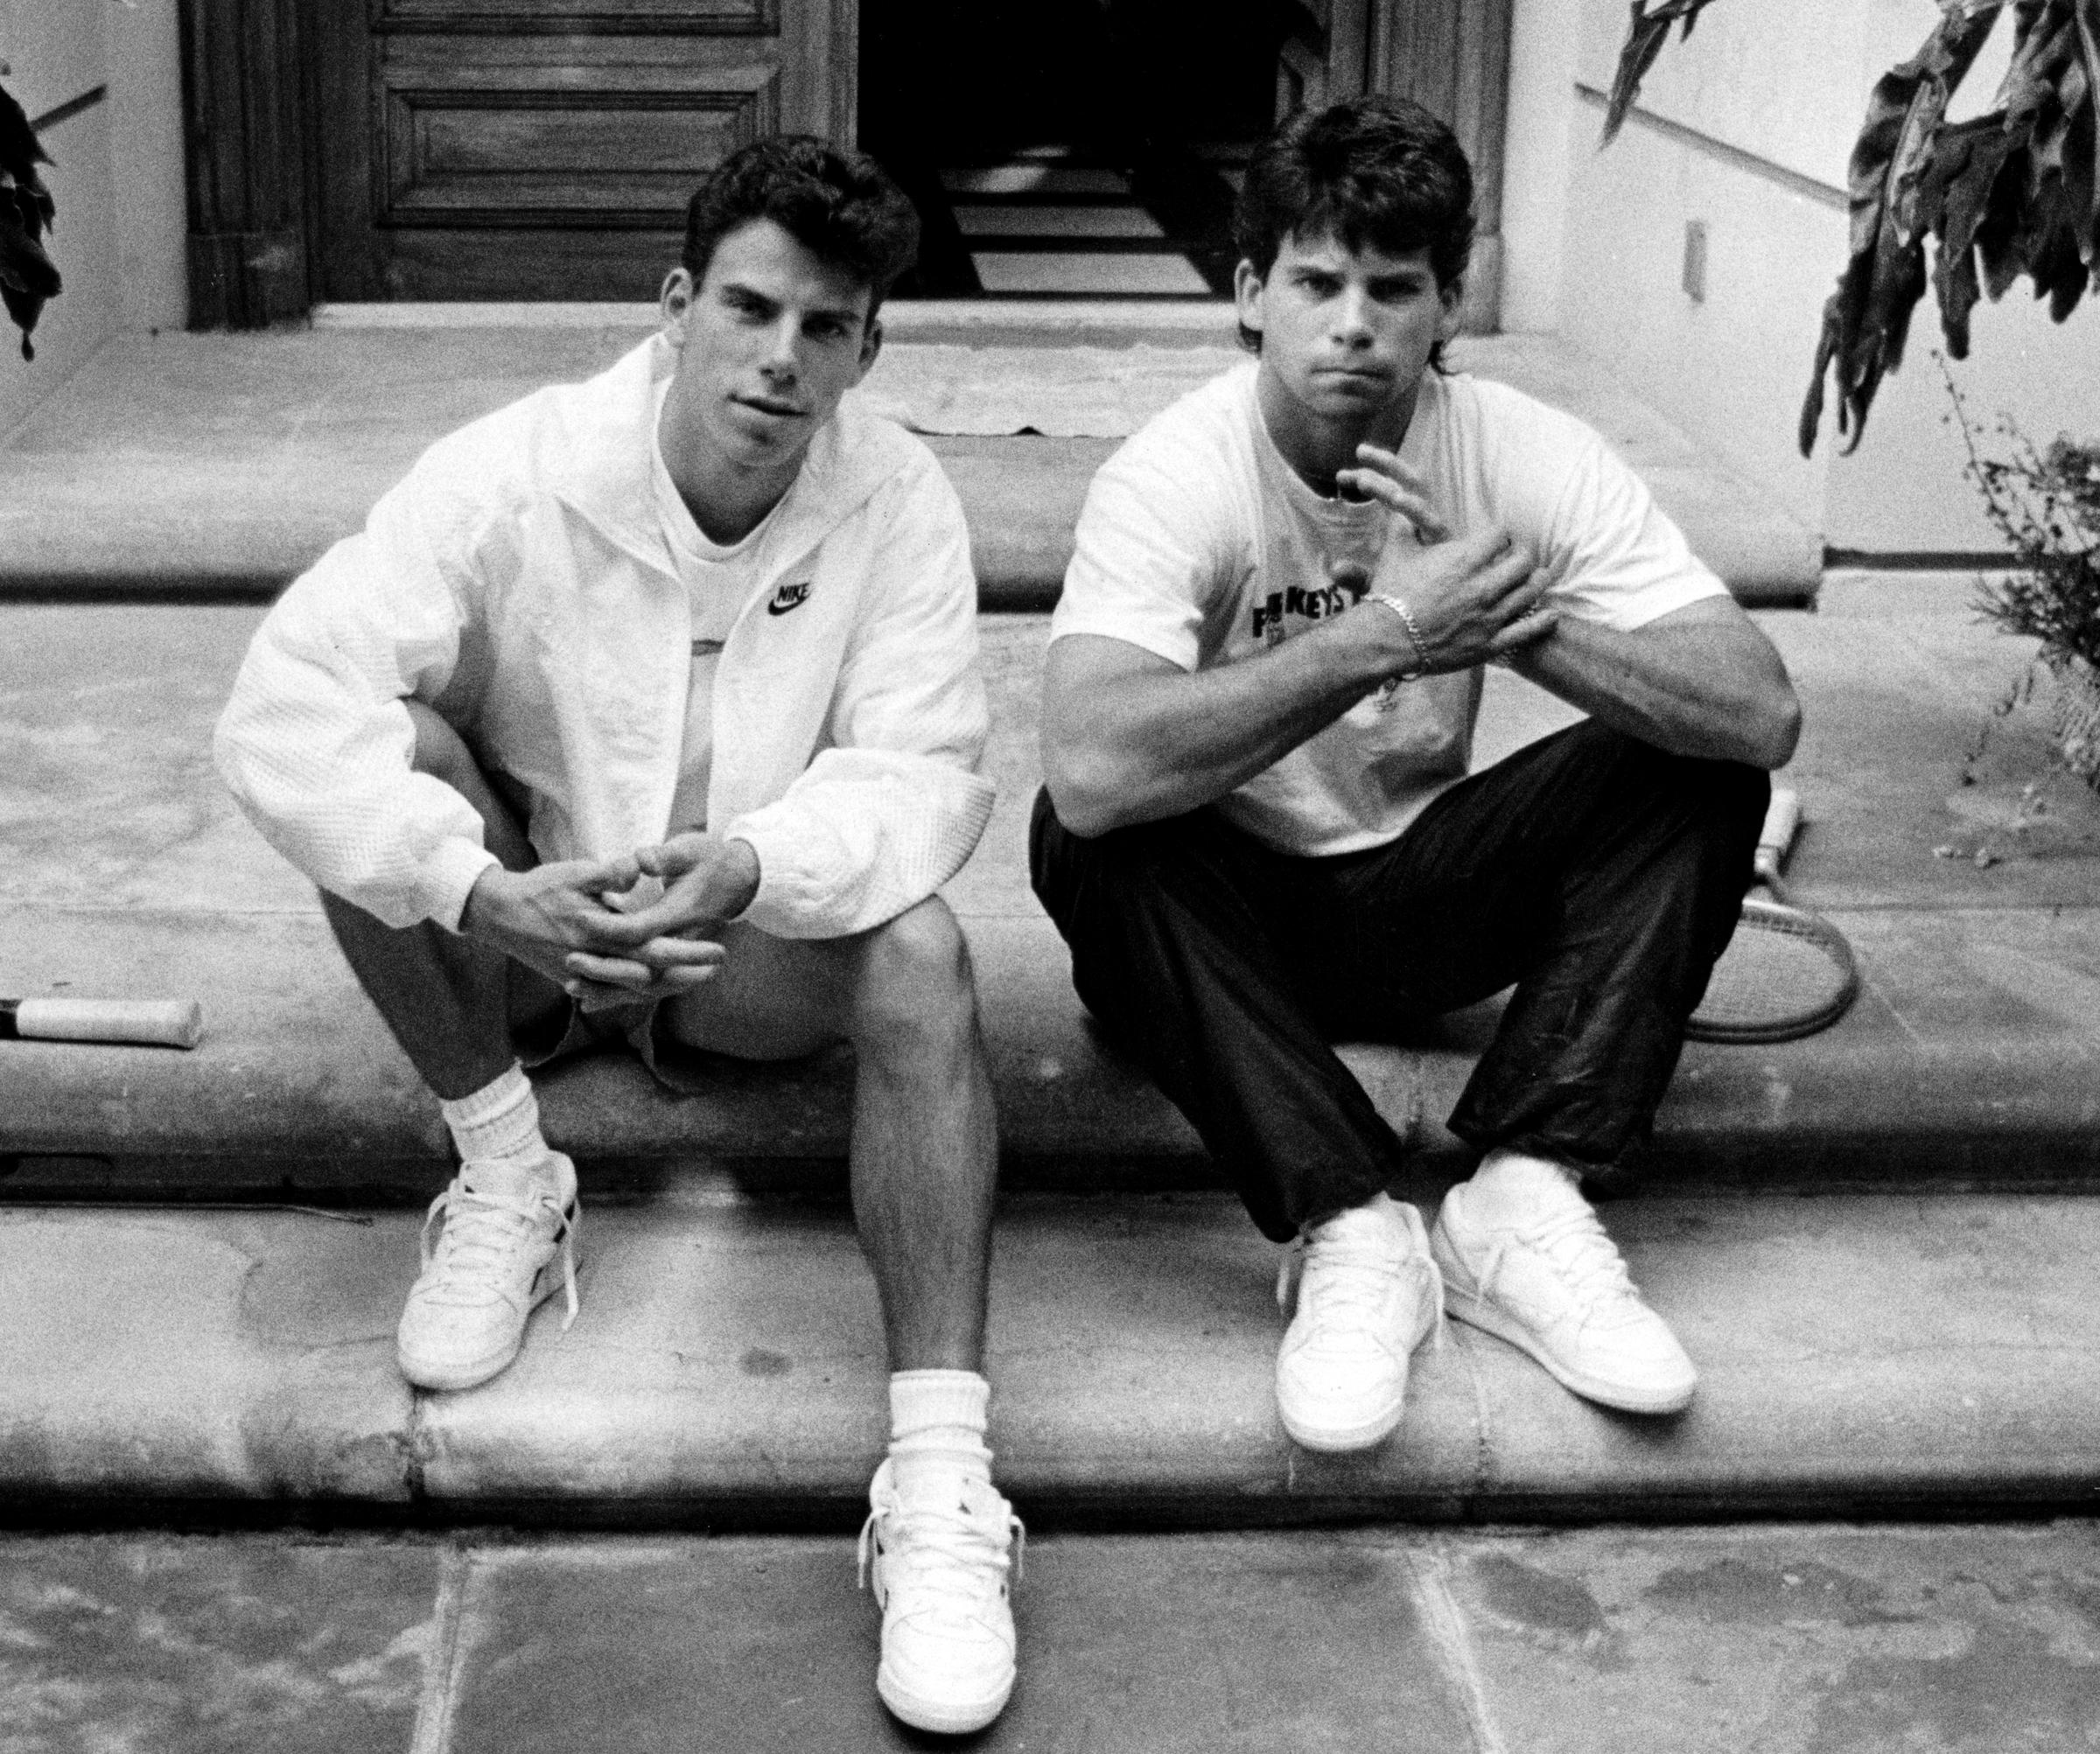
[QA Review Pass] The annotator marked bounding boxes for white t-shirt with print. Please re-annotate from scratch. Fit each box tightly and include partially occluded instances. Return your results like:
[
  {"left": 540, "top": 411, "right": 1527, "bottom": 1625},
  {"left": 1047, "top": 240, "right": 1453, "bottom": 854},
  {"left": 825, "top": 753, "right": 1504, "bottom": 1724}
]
[
  {"left": 651, "top": 380, "right": 777, "bottom": 832},
  {"left": 1051, "top": 360, "right": 1729, "bottom": 856}
]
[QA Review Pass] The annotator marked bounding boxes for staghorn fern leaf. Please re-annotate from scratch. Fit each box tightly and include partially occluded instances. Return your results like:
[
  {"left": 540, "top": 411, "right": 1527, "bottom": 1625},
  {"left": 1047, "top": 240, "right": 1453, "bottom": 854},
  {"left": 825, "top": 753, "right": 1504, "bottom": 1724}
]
[
  {"left": 1612, "top": 0, "right": 2100, "bottom": 458},
  {"left": 0, "top": 82, "right": 59, "bottom": 361},
  {"left": 1922, "top": 115, "right": 2024, "bottom": 354},
  {"left": 1797, "top": 2, "right": 2004, "bottom": 456},
  {"left": 1602, "top": 0, "right": 1724, "bottom": 145}
]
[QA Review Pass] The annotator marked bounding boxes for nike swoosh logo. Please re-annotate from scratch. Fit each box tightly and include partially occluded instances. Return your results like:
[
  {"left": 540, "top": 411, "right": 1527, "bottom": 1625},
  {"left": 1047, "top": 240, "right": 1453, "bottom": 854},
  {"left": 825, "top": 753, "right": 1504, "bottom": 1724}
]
[{"left": 767, "top": 580, "right": 812, "bottom": 616}]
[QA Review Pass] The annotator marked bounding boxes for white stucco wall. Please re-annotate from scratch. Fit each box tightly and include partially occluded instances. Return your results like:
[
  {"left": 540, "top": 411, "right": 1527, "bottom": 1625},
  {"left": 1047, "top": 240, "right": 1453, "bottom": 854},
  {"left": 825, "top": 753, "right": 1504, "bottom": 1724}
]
[
  {"left": 1499, "top": 0, "right": 1578, "bottom": 333},
  {"left": 0, "top": 0, "right": 185, "bottom": 436},
  {"left": 1502, "top": 0, "right": 2100, "bottom": 555},
  {"left": 0, "top": 0, "right": 116, "bottom": 436},
  {"left": 106, "top": 0, "right": 188, "bottom": 333}
]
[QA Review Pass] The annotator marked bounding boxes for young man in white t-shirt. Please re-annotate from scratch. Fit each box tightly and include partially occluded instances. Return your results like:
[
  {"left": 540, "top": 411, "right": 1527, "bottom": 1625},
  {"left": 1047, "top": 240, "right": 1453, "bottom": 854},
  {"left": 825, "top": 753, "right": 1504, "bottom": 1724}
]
[
  {"left": 220, "top": 140, "right": 1019, "bottom": 1736},
  {"left": 1033, "top": 99, "right": 1801, "bottom": 1452}
]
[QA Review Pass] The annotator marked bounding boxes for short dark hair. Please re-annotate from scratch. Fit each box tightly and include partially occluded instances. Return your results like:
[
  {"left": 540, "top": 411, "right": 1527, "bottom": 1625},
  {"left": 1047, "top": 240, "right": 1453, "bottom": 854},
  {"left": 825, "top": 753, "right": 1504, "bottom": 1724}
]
[
  {"left": 682, "top": 136, "right": 920, "bottom": 316},
  {"left": 1234, "top": 98, "right": 1475, "bottom": 350}
]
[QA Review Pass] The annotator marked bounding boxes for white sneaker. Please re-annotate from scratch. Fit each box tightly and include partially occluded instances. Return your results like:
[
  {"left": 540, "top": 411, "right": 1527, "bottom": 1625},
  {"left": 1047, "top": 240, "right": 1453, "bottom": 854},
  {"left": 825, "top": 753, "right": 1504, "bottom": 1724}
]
[
  {"left": 1431, "top": 1177, "right": 1696, "bottom": 1414},
  {"left": 396, "top": 1154, "right": 580, "bottom": 1392},
  {"left": 1274, "top": 1192, "right": 1444, "bottom": 1452},
  {"left": 859, "top": 1457, "right": 1024, "bottom": 1735}
]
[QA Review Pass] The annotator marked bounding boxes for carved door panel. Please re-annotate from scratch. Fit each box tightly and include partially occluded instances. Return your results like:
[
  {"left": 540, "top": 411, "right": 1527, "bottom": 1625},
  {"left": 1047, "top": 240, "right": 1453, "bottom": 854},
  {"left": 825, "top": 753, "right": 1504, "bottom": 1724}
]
[{"left": 311, "top": 0, "right": 853, "bottom": 300}]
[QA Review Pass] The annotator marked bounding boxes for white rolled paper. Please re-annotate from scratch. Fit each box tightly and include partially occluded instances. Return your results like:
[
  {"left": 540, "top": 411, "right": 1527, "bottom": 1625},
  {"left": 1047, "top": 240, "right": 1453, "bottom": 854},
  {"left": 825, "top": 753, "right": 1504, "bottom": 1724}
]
[{"left": 7, "top": 998, "right": 204, "bottom": 1049}]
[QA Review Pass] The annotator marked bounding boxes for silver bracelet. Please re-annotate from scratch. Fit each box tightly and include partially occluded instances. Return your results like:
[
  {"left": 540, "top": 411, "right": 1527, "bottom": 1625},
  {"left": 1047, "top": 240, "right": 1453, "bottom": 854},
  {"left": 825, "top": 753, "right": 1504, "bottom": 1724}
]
[{"left": 1368, "top": 592, "right": 1429, "bottom": 681}]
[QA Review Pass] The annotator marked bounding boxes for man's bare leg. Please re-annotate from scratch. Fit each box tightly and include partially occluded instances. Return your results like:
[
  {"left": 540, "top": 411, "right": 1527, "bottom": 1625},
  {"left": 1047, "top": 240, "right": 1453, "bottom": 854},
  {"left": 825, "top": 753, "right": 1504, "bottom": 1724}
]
[
  {"left": 659, "top": 895, "right": 996, "bottom": 1369},
  {"left": 318, "top": 703, "right": 558, "bottom": 1098},
  {"left": 318, "top": 702, "right": 578, "bottom": 1391},
  {"left": 661, "top": 895, "right": 1010, "bottom": 1732}
]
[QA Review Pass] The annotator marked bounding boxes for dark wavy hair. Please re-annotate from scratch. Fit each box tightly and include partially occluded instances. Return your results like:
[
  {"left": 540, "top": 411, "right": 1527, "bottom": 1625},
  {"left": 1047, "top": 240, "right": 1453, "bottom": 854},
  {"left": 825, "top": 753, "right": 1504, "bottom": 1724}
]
[
  {"left": 681, "top": 136, "right": 920, "bottom": 317},
  {"left": 1233, "top": 98, "right": 1475, "bottom": 353}
]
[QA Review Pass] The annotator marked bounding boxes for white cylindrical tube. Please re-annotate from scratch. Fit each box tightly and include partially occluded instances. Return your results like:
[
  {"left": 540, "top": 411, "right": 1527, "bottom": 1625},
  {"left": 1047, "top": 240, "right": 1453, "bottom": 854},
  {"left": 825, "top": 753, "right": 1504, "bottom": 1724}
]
[
  {"left": 1754, "top": 786, "right": 1801, "bottom": 884},
  {"left": 4, "top": 998, "right": 204, "bottom": 1049}
]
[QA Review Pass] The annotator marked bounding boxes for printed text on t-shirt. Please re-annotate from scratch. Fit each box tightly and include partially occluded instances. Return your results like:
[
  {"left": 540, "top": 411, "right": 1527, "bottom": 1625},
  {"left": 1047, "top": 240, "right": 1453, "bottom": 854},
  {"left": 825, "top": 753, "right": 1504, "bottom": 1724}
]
[{"left": 1250, "top": 575, "right": 1370, "bottom": 643}]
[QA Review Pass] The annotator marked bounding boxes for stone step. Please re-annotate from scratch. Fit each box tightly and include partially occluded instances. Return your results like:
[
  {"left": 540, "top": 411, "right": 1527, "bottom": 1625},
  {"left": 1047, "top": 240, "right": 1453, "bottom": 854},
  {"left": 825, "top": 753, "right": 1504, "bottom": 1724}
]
[
  {"left": 4, "top": 1188, "right": 2095, "bottom": 1522},
  {"left": 0, "top": 328, "right": 1818, "bottom": 607},
  {"left": 1, "top": 901, "right": 2095, "bottom": 1196},
  {"left": 0, "top": 596, "right": 2094, "bottom": 1191}
]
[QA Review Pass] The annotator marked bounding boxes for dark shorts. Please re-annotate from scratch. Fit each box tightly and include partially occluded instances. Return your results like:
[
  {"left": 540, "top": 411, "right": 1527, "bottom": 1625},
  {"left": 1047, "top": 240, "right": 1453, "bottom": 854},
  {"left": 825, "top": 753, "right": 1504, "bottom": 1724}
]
[{"left": 509, "top": 976, "right": 718, "bottom": 1096}]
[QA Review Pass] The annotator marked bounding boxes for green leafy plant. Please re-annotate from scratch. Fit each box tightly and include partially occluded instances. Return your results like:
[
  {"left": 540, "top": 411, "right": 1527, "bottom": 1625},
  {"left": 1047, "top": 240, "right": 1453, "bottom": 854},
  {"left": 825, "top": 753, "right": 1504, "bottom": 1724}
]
[
  {"left": 1948, "top": 366, "right": 2100, "bottom": 785},
  {"left": 1606, "top": 1, "right": 2100, "bottom": 459},
  {"left": 0, "top": 80, "right": 61, "bottom": 361},
  {"left": 1950, "top": 387, "right": 2100, "bottom": 672}
]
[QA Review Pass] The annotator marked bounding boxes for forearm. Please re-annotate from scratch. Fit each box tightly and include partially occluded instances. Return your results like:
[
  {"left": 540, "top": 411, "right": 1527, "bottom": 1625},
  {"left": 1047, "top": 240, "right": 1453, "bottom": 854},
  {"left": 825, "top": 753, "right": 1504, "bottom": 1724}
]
[
  {"left": 1043, "top": 625, "right": 1392, "bottom": 835},
  {"left": 1507, "top": 610, "right": 1802, "bottom": 769},
  {"left": 727, "top": 751, "right": 994, "bottom": 936}
]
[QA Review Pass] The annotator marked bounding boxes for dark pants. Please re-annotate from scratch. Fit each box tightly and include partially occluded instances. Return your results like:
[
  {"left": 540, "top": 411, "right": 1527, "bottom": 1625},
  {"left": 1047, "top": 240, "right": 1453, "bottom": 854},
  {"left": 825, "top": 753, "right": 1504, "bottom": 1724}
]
[{"left": 1029, "top": 721, "right": 1767, "bottom": 1241}]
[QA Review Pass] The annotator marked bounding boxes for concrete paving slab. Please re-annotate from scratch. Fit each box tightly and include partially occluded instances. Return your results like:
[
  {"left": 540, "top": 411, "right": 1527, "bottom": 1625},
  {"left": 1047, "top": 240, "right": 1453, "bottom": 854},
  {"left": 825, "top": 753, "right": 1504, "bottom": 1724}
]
[
  {"left": 13, "top": 1520, "right": 2098, "bottom": 1753},
  {"left": 0, "top": 1207, "right": 414, "bottom": 1503},
  {"left": 1443, "top": 1521, "right": 2100, "bottom": 1754},
  {"left": 1764, "top": 611, "right": 2100, "bottom": 908},
  {"left": 0, "top": 329, "right": 1817, "bottom": 606},
  {"left": 6, "top": 1191, "right": 2099, "bottom": 1520},
  {"left": 439, "top": 1532, "right": 1477, "bottom": 1754},
  {"left": 0, "top": 1532, "right": 438, "bottom": 1754}
]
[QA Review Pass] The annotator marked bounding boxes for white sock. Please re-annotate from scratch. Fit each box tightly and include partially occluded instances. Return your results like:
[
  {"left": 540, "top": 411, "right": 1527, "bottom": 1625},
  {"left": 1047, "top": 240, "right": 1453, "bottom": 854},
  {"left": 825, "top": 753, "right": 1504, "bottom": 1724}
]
[
  {"left": 1466, "top": 1147, "right": 1586, "bottom": 1227},
  {"left": 1312, "top": 1189, "right": 1400, "bottom": 1231},
  {"left": 888, "top": 1369, "right": 992, "bottom": 1505},
  {"left": 438, "top": 1066, "right": 568, "bottom": 1200}
]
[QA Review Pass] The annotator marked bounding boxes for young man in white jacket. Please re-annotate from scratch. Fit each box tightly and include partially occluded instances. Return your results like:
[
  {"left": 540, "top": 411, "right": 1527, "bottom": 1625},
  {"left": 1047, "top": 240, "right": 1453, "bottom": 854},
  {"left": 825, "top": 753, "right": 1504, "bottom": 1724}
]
[{"left": 218, "top": 138, "right": 1019, "bottom": 1737}]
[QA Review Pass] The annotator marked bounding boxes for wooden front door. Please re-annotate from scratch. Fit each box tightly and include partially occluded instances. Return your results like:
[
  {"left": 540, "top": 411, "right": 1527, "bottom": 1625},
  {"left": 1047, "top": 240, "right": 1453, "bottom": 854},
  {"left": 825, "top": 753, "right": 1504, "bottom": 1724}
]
[{"left": 310, "top": 0, "right": 854, "bottom": 301}]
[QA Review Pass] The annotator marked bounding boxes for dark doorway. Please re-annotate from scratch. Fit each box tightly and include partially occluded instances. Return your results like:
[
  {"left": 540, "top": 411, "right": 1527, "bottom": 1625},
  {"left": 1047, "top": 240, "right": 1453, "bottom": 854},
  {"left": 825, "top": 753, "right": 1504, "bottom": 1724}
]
[
  {"left": 860, "top": 1, "right": 1317, "bottom": 298},
  {"left": 189, "top": 0, "right": 1509, "bottom": 324}
]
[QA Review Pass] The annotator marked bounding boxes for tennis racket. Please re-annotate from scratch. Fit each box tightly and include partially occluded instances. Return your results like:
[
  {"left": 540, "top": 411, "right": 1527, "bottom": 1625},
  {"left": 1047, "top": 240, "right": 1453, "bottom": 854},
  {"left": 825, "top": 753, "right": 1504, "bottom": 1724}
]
[{"left": 1685, "top": 787, "right": 1860, "bottom": 1045}]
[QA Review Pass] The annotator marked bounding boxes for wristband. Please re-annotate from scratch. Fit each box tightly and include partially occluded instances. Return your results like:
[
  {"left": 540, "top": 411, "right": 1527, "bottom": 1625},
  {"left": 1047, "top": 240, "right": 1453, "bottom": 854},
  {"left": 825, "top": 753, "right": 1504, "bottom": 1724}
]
[{"left": 1368, "top": 592, "right": 1429, "bottom": 681}]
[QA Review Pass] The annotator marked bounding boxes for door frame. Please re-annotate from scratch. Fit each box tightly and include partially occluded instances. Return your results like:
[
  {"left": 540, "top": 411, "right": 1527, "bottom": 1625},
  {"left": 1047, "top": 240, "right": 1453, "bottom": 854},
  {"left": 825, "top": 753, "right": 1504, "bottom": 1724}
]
[{"left": 179, "top": 0, "right": 1506, "bottom": 327}]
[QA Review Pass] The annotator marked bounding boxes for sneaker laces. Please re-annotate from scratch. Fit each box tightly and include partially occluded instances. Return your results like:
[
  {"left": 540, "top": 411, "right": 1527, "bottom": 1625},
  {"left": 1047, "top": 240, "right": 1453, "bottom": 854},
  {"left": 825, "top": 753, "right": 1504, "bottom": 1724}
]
[
  {"left": 417, "top": 1183, "right": 579, "bottom": 1331},
  {"left": 1484, "top": 1204, "right": 1641, "bottom": 1329},
  {"left": 1277, "top": 1208, "right": 1446, "bottom": 1350},
  {"left": 858, "top": 1492, "right": 1026, "bottom": 1603}
]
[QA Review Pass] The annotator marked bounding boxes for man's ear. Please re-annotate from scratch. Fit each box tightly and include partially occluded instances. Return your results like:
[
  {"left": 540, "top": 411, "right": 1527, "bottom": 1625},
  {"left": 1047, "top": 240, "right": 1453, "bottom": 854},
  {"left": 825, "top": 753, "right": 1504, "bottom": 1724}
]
[
  {"left": 1233, "top": 258, "right": 1265, "bottom": 340},
  {"left": 857, "top": 314, "right": 883, "bottom": 381},
  {"left": 660, "top": 267, "right": 695, "bottom": 344},
  {"left": 1437, "top": 276, "right": 1466, "bottom": 345}
]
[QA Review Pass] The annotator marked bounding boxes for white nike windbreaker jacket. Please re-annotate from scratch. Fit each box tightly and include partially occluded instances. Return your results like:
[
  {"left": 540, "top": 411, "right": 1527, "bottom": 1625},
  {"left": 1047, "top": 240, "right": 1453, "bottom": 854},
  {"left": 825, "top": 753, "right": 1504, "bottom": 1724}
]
[{"left": 215, "top": 333, "right": 995, "bottom": 940}]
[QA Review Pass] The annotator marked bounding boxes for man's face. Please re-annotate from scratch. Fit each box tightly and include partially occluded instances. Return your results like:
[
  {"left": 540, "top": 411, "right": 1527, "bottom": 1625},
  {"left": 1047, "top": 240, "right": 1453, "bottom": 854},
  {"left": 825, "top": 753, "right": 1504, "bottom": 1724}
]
[
  {"left": 1234, "top": 231, "right": 1460, "bottom": 426},
  {"left": 660, "top": 217, "right": 880, "bottom": 479}
]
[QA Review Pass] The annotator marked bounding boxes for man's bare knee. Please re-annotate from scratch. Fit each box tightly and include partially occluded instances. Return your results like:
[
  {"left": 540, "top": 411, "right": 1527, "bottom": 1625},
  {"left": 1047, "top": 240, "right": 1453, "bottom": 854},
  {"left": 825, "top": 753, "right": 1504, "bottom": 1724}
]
[
  {"left": 404, "top": 700, "right": 474, "bottom": 785},
  {"left": 849, "top": 899, "right": 979, "bottom": 1052},
  {"left": 402, "top": 701, "right": 533, "bottom": 872}
]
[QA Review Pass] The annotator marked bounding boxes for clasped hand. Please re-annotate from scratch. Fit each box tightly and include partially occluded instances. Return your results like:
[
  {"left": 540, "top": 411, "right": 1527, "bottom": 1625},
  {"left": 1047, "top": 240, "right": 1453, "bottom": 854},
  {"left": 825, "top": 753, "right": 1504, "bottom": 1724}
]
[
  {"left": 1332, "top": 444, "right": 1560, "bottom": 678},
  {"left": 459, "top": 829, "right": 760, "bottom": 1012}
]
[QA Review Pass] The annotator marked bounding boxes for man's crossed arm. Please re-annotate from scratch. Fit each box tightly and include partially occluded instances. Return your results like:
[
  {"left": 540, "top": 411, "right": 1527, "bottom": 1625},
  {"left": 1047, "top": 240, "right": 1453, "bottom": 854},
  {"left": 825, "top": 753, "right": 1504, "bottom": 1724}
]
[{"left": 1042, "top": 444, "right": 1800, "bottom": 840}]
